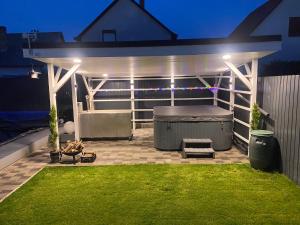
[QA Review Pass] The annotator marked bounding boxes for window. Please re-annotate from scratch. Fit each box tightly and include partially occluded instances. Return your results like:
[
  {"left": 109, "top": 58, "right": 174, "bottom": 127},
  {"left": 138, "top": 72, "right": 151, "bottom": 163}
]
[
  {"left": 289, "top": 17, "right": 300, "bottom": 37},
  {"left": 102, "top": 30, "right": 117, "bottom": 42}
]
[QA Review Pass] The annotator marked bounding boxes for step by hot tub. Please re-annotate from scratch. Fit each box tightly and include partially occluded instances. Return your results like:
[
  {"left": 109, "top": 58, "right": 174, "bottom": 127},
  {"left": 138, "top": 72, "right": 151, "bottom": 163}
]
[{"left": 154, "top": 105, "right": 233, "bottom": 151}]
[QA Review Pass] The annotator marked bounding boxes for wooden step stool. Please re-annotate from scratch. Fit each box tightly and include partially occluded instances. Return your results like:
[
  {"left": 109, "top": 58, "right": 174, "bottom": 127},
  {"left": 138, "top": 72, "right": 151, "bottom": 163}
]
[{"left": 182, "top": 139, "right": 215, "bottom": 159}]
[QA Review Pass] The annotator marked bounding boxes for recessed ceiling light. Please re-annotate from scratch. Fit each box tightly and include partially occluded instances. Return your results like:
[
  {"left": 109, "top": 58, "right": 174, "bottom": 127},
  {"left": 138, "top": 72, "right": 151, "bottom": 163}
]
[
  {"left": 73, "top": 58, "right": 82, "bottom": 63},
  {"left": 222, "top": 54, "right": 232, "bottom": 60}
]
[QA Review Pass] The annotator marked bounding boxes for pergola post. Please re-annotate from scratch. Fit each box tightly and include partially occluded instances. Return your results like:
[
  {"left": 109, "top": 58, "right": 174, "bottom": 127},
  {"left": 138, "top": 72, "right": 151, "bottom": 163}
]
[
  {"left": 71, "top": 73, "right": 80, "bottom": 140},
  {"left": 249, "top": 59, "right": 258, "bottom": 129},
  {"left": 229, "top": 71, "right": 236, "bottom": 111},
  {"left": 88, "top": 78, "right": 95, "bottom": 110},
  {"left": 47, "top": 63, "right": 59, "bottom": 149},
  {"left": 171, "top": 74, "right": 175, "bottom": 106},
  {"left": 130, "top": 76, "right": 136, "bottom": 131},
  {"left": 213, "top": 77, "right": 218, "bottom": 106}
]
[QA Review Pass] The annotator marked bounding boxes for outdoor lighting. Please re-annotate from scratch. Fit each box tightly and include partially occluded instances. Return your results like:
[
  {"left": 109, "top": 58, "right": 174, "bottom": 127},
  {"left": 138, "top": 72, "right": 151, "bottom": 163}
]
[
  {"left": 73, "top": 58, "right": 82, "bottom": 63},
  {"left": 222, "top": 54, "right": 231, "bottom": 60},
  {"left": 29, "top": 68, "right": 41, "bottom": 79},
  {"left": 103, "top": 73, "right": 108, "bottom": 77}
]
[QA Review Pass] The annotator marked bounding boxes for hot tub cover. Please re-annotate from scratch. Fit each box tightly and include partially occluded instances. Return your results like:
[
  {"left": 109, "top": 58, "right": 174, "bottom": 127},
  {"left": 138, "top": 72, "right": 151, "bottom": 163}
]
[{"left": 153, "top": 105, "right": 233, "bottom": 122}]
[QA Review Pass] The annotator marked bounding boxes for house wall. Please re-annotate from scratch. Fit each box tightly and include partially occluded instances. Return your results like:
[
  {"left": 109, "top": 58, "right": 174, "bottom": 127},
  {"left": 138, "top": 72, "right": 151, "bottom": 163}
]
[
  {"left": 251, "top": 0, "right": 300, "bottom": 62},
  {"left": 258, "top": 75, "right": 300, "bottom": 185},
  {"left": 79, "top": 0, "right": 173, "bottom": 42}
]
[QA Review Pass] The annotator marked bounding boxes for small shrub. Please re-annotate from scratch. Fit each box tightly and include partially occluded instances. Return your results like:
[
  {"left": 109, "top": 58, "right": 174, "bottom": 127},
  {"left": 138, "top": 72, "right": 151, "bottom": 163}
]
[
  {"left": 251, "top": 103, "right": 261, "bottom": 130},
  {"left": 49, "top": 105, "right": 58, "bottom": 151}
]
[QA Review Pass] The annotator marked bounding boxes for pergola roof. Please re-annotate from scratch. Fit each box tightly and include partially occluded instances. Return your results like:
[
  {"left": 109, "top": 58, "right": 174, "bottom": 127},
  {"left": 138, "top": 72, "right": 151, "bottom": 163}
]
[{"left": 23, "top": 36, "right": 281, "bottom": 77}]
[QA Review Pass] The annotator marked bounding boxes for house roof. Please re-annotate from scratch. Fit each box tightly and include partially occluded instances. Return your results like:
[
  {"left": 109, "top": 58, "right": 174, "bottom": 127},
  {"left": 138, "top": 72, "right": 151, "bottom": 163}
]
[
  {"left": 230, "top": 0, "right": 282, "bottom": 38},
  {"left": 74, "top": 0, "right": 177, "bottom": 41},
  {"left": 27, "top": 35, "right": 281, "bottom": 49},
  {"left": 0, "top": 32, "right": 64, "bottom": 68}
]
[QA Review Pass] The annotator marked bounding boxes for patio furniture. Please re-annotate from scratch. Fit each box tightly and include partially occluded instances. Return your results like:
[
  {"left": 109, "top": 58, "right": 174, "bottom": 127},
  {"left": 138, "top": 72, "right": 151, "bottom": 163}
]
[{"left": 79, "top": 110, "right": 132, "bottom": 139}]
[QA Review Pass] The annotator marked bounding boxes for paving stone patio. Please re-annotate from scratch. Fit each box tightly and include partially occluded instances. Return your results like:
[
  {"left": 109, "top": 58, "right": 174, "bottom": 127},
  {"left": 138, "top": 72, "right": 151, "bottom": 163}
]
[{"left": 0, "top": 128, "right": 248, "bottom": 202}]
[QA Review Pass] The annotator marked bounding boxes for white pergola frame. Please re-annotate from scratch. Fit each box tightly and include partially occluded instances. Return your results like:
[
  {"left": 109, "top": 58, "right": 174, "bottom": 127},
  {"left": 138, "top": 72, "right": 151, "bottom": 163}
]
[
  {"left": 23, "top": 36, "right": 281, "bottom": 150},
  {"left": 46, "top": 59, "right": 258, "bottom": 150}
]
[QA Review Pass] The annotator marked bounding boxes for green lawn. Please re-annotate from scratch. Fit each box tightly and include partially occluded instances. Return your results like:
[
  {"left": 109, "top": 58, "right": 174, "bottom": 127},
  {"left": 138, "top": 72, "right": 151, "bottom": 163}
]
[{"left": 1, "top": 165, "right": 300, "bottom": 225}]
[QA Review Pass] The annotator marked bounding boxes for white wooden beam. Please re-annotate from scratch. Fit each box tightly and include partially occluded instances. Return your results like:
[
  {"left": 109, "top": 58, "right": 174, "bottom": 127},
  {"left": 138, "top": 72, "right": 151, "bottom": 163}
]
[
  {"left": 81, "top": 75, "right": 91, "bottom": 94},
  {"left": 171, "top": 74, "right": 175, "bottom": 106},
  {"left": 229, "top": 71, "right": 235, "bottom": 111},
  {"left": 47, "top": 63, "right": 59, "bottom": 149},
  {"left": 92, "top": 79, "right": 107, "bottom": 97},
  {"left": 130, "top": 76, "right": 136, "bottom": 131},
  {"left": 71, "top": 74, "right": 80, "bottom": 141},
  {"left": 54, "top": 67, "right": 63, "bottom": 84},
  {"left": 224, "top": 61, "right": 252, "bottom": 90},
  {"left": 81, "top": 75, "right": 93, "bottom": 111},
  {"left": 244, "top": 63, "right": 251, "bottom": 76},
  {"left": 88, "top": 78, "right": 95, "bottom": 110},
  {"left": 54, "top": 64, "right": 80, "bottom": 93}
]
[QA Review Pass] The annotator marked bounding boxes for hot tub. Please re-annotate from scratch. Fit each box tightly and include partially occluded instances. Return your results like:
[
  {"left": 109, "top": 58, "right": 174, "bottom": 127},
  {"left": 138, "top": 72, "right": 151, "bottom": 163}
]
[{"left": 154, "top": 105, "right": 233, "bottom": 151}]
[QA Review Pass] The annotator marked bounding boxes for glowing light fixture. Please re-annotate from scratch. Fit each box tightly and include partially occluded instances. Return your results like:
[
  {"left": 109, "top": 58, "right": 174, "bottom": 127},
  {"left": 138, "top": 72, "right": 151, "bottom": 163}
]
[
  {"left": 73, "top": 58, "right": 82, "bottom": 63},
  {"left": 29, "top": 66, "right": 41, "bottom": 79},
  {"left": 103, "top": 73, "right": 108, "bottom": 78},
  {"left": 222, "top": 54, "right": 231, "bottom": 60}
]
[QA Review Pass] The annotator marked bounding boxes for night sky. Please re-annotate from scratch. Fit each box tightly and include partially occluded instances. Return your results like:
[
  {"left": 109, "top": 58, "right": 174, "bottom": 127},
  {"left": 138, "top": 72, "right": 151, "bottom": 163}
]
[{"left": 0, "top": 0, "right": 266, "bottom": 41}]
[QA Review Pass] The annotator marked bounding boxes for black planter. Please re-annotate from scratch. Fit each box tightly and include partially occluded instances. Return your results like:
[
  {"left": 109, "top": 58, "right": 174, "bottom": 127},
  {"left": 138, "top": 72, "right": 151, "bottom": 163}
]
[{"left": 50, "top": 151, "right": 60, "bottom": 163}]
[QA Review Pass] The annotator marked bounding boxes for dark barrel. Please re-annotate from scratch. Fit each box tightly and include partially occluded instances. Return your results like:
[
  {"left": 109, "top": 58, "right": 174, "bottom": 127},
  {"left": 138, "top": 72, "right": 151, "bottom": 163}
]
[{"left": 249, "top": 130, "right": 276, "bottom": 171}]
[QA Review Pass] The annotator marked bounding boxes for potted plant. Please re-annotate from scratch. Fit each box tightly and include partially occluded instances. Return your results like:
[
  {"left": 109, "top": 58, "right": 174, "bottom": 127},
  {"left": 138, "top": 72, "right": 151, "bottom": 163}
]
[
  {"left": 249, "top": 103, "right": 276, "bottom": 171},
  {"left": 49, "top": 105, "right": 60, "bottom": 163}
]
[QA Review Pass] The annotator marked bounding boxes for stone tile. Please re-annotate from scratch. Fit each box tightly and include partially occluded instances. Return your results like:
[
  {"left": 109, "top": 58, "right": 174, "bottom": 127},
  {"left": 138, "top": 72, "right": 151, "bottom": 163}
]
[{"left": 0, "top": 128, "right": 248, "bottom": 202}]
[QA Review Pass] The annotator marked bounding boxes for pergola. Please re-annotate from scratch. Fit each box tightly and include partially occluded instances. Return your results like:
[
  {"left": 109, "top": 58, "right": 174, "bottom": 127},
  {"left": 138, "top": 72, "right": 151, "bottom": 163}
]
[{"left": 23, "top": 36, "right": 281, "bottom": 149}]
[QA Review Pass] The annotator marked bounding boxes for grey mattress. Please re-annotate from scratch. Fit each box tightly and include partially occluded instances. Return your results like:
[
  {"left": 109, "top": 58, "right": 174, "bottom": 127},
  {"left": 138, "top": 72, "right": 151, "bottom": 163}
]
[{"left": 153, "top": 105, "right": 233, "bottom": 122}]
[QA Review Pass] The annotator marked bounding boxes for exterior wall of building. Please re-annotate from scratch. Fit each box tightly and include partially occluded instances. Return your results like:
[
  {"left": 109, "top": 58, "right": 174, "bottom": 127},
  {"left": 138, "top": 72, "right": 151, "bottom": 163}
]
[
  {"left": 251, "top": 0, "right": 300, "bottom": 62},
  {"left": 79, "top": 0, "right": 173, "bottom": 42}
]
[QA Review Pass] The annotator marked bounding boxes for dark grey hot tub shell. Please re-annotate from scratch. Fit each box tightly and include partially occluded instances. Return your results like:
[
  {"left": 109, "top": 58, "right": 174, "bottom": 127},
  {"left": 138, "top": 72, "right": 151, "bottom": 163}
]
[{"left": 154, "top": 105, "right": 233, "bottom": 151}]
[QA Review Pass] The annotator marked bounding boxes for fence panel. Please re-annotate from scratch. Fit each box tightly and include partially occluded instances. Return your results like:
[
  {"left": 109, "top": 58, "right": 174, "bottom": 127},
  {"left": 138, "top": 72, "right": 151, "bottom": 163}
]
[{"left": 259, "top": 75, "right": 300, "bottom": 185}]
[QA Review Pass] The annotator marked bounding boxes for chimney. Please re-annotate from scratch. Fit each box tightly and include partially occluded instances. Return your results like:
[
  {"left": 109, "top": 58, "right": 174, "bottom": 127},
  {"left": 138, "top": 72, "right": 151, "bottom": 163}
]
[{"left": 140, "top": 0, "right": 145, "bottom": 8}]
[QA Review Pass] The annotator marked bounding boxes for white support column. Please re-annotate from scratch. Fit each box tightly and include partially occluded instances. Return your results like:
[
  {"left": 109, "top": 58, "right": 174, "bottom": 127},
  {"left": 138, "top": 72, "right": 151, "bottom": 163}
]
[
  {"left": 249, "top": 59, "right": 258, "bottom": 129},
  {"left": 81, "top": 75, "right": 93, "bottom": 111},
  {"left": 229, "top": 71, "right": 235, "bottom": 111},
  {"left": 171, "top": 74, "right": 175, "bottom": 106},
  {"left": 130, "top": 76, "right": 136, "bottom": 131},
  {"left": 71, "top": 73, "right": 80, "bottom": 141},
  {"left": 248, "top": 59, "right": 258, "bottom": 155},
  {"left": 88, "top": 78, "right": 95, "bottom": 110},
  {"left": 213, "top": 77, "right": 218, "bottom": 106},
  {"left": 214, "top": 73, "right": 224, "bottom": 106},
  {"left": 47, "top": 63, "right": 59, "bottom": 149}
]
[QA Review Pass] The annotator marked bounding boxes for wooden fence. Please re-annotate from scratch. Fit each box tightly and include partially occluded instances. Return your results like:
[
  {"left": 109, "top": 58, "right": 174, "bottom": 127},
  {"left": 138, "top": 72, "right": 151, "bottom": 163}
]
[{"left": 258, "top": 75, "right": 300, "bottom": 185}]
